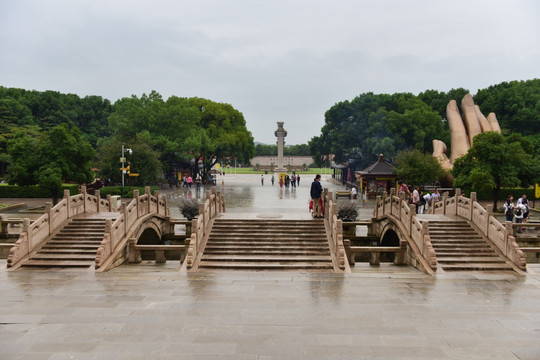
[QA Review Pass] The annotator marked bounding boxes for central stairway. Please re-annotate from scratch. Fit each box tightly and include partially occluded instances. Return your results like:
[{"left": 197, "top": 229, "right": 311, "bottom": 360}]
[
  {"left": 196, "top": 218, "right": 334, "bottom": 271},
  {"left": 21, "top": 218, "right": 109, "bottom": 269},
  {"left": 427, "top": 220, "right": 514, "bottom": 272}
]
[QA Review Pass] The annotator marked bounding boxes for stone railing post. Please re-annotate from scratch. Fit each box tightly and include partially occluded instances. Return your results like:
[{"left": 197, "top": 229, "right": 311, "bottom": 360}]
[
  {"left": 64, "top": 190, "right": 71, "bottom": 217},
  {"left": 107, "top": 194, "right": 112, "bottom": 211},
  {"left": 199, "top": 203, "right": 205, "bottom": 240},
  {"left": 191, "top": 219, "right": 199, "bottom": 254},
  {"left": 409, "top": 204, "right": 415, "bottom": 236},
  {"left": 80, "top": 185, "right": 87, "bottom": 213},
  {"left": 442, "top": 192, "right": 448, "bottom": 214},
  {"left": 95, "top": 190, "right": 101, "bottom": 212},
  {"left": 470, "top": 192, "right": 476, "bottom": 221},
  {"left": 455, "top": 188, "right": 461, "bottom": 216},
  {"left": 133, "top": 190, "right": 140, "bottom": 218},
  {"left": 505, "top": 221, "right": 513, "bottom": 246},
  {"left": 421, "top": 221, "right": 429, "bottom": 253},
  {"left": 375, "top": 196, "right": 381, "bottom": 218},
  {"left": 485, "top": 204, "right": 493, "bottom": 237},
  {"left": 154, "top": 190, "right": 160, "bottom": 214},
  {"left": 23, "top": 218, "right": 31, "bottom": 251},
  {"left": 45, "top": 203, "right": 52, "bottom": 234},
  {"left": 145, "top": 186, "right": 151, "bottom": 213}
]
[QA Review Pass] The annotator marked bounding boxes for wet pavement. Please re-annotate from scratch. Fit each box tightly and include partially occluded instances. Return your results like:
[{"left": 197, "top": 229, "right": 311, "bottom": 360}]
[{"left": 1, "top": 174, "right": 540, "bottom": 359}]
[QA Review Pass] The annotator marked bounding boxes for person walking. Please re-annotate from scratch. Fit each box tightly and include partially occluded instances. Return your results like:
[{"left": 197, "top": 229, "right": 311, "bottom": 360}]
[
  {"left": 261, "top": 174, "right": 264, "bottom": 186},
  {"left": 504, "top": 195, "right": 514, "bottom": 223},
  {"left": 297, "top": 175, "right": 300, "bottom": 186},
  {"left": 271, "top": 175, "right": 275, "bottom": 186},
  {"left": 310, "top": 174, "right": 323, "bottom": 218}
]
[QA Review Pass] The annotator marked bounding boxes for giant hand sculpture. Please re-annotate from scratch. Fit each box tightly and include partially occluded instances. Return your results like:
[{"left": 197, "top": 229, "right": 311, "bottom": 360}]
[{"left": 433, "top": 93, "right": 501, "bottom": 171}]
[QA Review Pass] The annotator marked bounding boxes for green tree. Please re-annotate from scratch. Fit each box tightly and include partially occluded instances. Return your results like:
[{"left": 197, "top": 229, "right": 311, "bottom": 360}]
[
  {"left": 39, "top": 123, "right": 95, "bottom": 185},
  {"left": 452, "top": 132, "right": 540, "bottom": 209},
  {"left": 395, "top": 149, "right": 446, "bottom": 187},
  {"left": 38, "top": 165, "right": 63, "bottom": 205},
  {"left": 96, "top": 138, "right": 162, "bottom": 188}
]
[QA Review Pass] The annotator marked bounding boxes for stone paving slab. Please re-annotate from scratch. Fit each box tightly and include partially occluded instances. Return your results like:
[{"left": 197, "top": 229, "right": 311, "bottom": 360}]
[{"left": 1, "top": 260, "right": 540, "bottom": 359}]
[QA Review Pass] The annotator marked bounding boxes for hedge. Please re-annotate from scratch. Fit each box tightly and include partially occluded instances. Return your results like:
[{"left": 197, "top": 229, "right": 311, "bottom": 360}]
[
  {"left": 98, "top": 186, "right": 159, "bottom": 198},
  {"left": 473, "top": 187, "right": 536, "bottom": 201},
  {"left": 0, "top": 184, "right": 79, "bottom": 198}
]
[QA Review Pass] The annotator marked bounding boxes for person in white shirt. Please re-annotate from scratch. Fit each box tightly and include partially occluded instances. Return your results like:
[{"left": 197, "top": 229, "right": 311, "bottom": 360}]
[{"left": 350, "top": 187, "right": 357, "bottom": 199}]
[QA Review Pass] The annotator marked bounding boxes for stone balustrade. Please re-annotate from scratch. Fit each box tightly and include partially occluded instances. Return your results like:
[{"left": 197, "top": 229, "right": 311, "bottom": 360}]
[
  {"left": 322, "top": 189, "right": 348, "bottom": 272},
  {"left": 185, "top": 187, "right": 225, "bottom": 270},
  {"left": 7, "top": 187, "right": 114, "bottom": 268}
]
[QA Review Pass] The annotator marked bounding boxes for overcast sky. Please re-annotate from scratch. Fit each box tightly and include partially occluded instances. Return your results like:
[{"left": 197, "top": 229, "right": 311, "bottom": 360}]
[{"left": 1, "top": 0, "right": 539, "bottom": 145}]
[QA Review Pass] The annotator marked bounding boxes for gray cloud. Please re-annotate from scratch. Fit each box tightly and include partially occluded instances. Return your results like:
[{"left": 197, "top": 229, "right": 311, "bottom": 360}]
[{"left": 1, "top": 0, "right": 539, "bottom": 145}]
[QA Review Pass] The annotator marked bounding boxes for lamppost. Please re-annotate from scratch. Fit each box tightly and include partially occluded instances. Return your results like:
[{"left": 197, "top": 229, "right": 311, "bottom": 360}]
[{"left": 121, "top": 145, "right": 132, "bottom": 194}]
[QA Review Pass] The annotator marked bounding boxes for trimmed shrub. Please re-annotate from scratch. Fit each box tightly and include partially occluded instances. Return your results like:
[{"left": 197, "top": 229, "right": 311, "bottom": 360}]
[
  {"left": 178, "top": 198, "right": 200, "bottom": 220},
  {"left": 98, "top": 186, "right": 159, "bottom": 198},
  {"left": 474, "top": 187, "right": 535, "bottom": 202},
  {"left": 0, "top": 184, "right": 79, "bottom": 198}
]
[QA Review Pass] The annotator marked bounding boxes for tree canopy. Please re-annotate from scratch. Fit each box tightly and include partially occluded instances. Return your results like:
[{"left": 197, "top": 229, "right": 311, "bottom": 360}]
[{"left": 452, "top": 132, "right": 540, "bottom": 209}]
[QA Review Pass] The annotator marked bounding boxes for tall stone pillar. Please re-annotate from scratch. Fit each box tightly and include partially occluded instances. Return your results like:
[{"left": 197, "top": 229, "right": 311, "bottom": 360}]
[{"left": 274, "top": 122, "right": 287, "bottom": 172}]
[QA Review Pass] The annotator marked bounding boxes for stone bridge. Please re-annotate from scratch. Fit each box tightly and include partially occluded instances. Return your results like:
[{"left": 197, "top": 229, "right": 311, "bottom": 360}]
[{"left": 357, "top": 189, "right": 527, "bottom": 274}]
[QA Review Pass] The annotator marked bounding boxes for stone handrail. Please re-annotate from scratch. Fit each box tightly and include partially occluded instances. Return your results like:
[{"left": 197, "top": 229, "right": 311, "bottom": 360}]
[
  {"left": 373, "top": 190, "right": 437, "bottom": 272},
  {"left": 322, "top": 189, "right": 348, "bottom": 272},
  {"left": 433, "top": 189, "right": 525, "bottom": 270},
  {"left": 7, "top": 186, "right": 114, "bottom": 268},
  {"left": 185, "top": 187, "right": 225, "bottom": 269},
  {"left": 95, "top": 187, "right": 168, "bottom": 269}
]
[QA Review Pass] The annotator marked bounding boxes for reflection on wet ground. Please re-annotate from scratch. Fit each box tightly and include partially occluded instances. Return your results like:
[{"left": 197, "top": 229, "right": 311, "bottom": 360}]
[
  {"left": 2, "top": 174, "right": 540, "bottom": 359},
  {"left": 165, "top": 174, "right": 376, "bottom": 218}
]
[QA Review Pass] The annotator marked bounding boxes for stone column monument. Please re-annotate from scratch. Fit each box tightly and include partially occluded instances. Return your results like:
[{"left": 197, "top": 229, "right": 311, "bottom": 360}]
[{"left": 274, "top": 122, "right": 287, "bottom": 172}]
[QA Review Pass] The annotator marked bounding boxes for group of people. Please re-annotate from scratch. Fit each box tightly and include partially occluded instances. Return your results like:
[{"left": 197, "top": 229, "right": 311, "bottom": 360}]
[
  {"left": 182, "top": 176, "right": 202, "bottom": 191},
  {"left": 261, "top": 173, "right": 301, "bottom": 188},
  {"left": 504, "top": 194, "right": 530, "bottom": 233},
  {"left": 398, "top": 181, "right": 441, "bottom": 214}
]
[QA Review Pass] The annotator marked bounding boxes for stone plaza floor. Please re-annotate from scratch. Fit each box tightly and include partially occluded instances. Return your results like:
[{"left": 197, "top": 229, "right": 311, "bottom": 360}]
[{"left": 1, "top": 174, "right": 540, "bottom": 359}]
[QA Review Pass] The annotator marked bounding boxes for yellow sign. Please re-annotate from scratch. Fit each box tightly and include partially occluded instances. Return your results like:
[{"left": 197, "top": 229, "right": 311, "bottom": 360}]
[
  {"left": 128, "top": 173, "right": 139, "bottom": 177},
  {"left": 120, "top": 167, "right": 129, "bottom": 171},
  {"left": 535, "top": 183, "right": 540, "bottom": 199}
]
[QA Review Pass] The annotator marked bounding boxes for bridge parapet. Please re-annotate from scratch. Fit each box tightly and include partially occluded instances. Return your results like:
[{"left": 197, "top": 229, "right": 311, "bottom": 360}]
[
  {"left": 432, "top": 189, "right": 526, "bottom": 271},
  {"left": 185, "top": 187, "right": 225, "bottom": 270},
  {"left": 373, "top": 189, "right": 437, "bottom": 273},
  {"left": 322, "top": 189, "right": 349, "bottom": 272},
  {"left": 95, "top": 187, "right": 168, "bottom": 269},
  {"left": 7, "top": 187, "right": 115, "bottom": 268}
]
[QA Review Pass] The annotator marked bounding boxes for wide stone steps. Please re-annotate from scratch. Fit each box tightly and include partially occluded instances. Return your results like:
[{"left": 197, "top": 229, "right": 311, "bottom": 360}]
[
  {"left": 427, "top": 221, "right": 514, "bottom": 272},
  {"left": 197, "top": 219, "right": 334, "bottom": 271},
  {"left": 20, "top": 218, "right": 108, "bottom": 270}
]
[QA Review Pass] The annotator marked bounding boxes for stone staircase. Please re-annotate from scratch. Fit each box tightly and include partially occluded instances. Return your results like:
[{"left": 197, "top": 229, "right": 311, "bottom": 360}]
[
  {"left": 427, "top": 220, "right": 514, "bottom": 271},
  {"left": 20, "top": 218, "right": 108, "bottom": 269},
  {"left": 196, "top": 218, "right": 334, "bottom": 271}
]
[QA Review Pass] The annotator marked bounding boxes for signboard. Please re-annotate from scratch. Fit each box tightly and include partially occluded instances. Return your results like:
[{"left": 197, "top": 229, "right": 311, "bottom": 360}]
[
  {"left": 535, "top": 183, "right": 540, "bottom": 199},
  {"left": 128, "top": 173, "right": 139, "bottom": 177}
]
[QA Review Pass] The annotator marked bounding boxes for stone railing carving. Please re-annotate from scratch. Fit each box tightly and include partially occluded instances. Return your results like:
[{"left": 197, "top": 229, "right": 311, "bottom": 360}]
[
  {"left": 95, "top": 187, "right": 168, "bottom": 269},
  {"left": 433, "top": 189, "right": 526, "bottom": 271},
  {"left": 185, "top": 187, "right": 225, "bottom": 269},
  {"left": 7, "top": 187, "right": 113, "bottom": 268},
  {"left": 373, "top": 189, "right": 437, "bottom": 272},
  {"left": 322, "top": 189, "right": 348, "bottom": 272}
]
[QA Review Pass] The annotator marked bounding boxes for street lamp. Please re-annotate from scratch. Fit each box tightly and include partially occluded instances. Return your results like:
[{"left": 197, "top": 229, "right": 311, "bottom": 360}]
[{"left": 121, "top": 145, "right": 132, "bottom": 194}]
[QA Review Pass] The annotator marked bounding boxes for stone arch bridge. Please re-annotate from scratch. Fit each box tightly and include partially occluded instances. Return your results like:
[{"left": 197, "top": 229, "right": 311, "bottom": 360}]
[{"left": 5, "top": 186, "right": 528, "bottom": 274}]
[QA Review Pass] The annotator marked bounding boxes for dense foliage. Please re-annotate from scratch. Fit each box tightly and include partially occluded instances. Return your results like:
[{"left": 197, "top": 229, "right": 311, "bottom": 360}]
[
  {"left": 309, "top": 79, "right": 540, "bottom": 171},
  {"left": 0, "top": 87, "right": 255, "bottom": 191},
  {"left": 254, "top": 143, "right": 310, "bottom": 156},
  {"left": 394, "top": 149, "right": 446, "bottom": 187},
  {"left": 309, "top": 92, "right": 448, "bottom": 168},
  {"left": 452, "top": 132, "right": 540, "bottom": 209}
]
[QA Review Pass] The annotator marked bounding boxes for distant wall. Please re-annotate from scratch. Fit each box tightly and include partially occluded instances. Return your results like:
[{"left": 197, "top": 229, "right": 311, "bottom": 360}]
[{"left": 250, "top": 155, "right": 314, "bottom": 167}]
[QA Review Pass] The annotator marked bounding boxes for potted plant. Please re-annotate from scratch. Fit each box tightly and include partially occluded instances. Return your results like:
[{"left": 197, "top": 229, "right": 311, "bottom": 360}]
[
  {"left": 178, "top": 198, "right": 200, "bottom": 235},
  {"left": 337, "top": 201, "right": 359, "bottom": 239}
]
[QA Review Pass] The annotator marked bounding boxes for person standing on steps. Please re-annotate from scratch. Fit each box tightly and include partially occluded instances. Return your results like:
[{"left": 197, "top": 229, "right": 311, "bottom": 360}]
[{"left": 310, "top": 174, "right": 323, "bottom": 218}]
